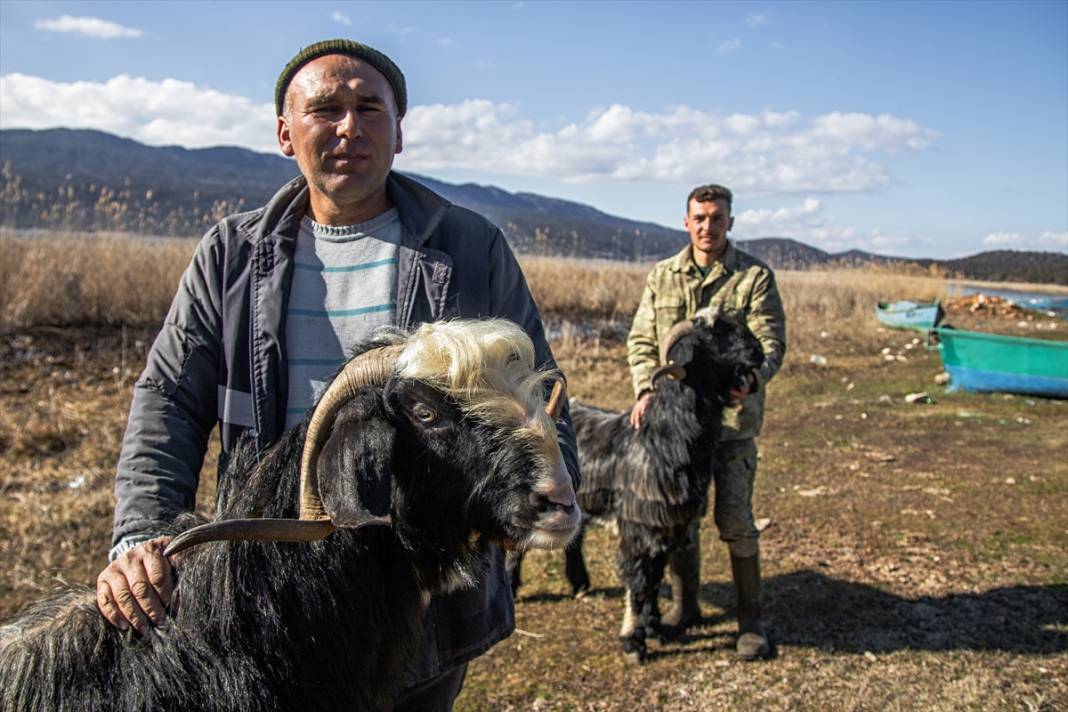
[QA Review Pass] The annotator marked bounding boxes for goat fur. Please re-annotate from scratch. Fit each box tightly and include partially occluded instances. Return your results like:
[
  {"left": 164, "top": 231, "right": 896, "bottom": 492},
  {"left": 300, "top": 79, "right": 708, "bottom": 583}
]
[
  {"left": 0, "top": 319, "right": 577, "bottom": 711},
  {"left": 510, "top": 314, "right": 764, "bottom": 662}
]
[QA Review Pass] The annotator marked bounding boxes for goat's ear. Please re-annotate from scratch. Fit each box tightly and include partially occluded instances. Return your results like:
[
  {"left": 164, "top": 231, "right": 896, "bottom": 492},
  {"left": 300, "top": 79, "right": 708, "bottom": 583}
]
[{"left": 316, "top": 409, "right": 396, "bottom": 523}]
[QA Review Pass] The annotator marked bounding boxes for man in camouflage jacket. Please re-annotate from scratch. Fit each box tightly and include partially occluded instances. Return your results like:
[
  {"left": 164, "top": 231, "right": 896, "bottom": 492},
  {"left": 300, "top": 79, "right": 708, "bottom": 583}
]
[{"left": 626, "top": 183, "right": 786, "bottom": 660}]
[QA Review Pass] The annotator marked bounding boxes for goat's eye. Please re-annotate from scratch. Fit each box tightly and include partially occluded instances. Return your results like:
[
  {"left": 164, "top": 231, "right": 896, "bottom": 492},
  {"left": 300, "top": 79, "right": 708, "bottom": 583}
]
[{"left": 411, "top": 403, "right": 439, "bottom": 425}]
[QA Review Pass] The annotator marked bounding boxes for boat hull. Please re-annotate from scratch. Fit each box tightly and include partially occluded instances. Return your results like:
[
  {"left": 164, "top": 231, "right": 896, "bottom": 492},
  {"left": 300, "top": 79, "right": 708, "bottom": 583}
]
[
  {"left": 876, "top": 301, "right": 943, "bottom": 331},
  {"left": 937, "top": 328, "right": 1068, "bottom": 398}
]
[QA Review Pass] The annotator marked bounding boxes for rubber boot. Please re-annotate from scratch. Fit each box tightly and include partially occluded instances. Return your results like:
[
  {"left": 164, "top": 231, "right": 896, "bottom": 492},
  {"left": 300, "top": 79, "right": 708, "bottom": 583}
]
[
  {"left": 730, "top": 551, "right": 769, "bottom": 660},
  {"left": 660, "top": 540, "right": 701, "bottom": 637}
]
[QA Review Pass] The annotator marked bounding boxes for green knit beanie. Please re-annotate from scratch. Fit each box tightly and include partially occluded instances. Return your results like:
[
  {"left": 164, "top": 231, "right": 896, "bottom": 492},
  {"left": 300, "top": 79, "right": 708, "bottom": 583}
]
[{"left": 275, "top": 39, "right": 407, "bottom": 117}]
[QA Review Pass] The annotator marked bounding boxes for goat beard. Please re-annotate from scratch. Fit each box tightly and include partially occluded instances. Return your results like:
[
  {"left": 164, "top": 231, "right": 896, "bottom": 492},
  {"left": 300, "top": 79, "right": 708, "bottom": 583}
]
[
  {"left": 468, "top": 525, "right": 577, "bottom": 552},
  {"left": 479, "top": 530, "right": 554, "bottom": 552}
]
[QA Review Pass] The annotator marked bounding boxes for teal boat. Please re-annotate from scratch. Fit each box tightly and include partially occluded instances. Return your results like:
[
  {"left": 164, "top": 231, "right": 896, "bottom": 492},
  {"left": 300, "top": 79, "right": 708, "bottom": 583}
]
[
  {"left": 876, "top": 300, "right": 944, "bottom": 331},
  {"left": 933, "top": 327, "right": 1068, "bottom": 398}
]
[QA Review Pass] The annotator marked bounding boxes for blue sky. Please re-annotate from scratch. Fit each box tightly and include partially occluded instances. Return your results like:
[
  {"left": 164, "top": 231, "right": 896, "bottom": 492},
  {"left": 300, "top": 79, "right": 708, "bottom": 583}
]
[{"left": 1, "top": 0, "right": 1065, "bottom": 258}]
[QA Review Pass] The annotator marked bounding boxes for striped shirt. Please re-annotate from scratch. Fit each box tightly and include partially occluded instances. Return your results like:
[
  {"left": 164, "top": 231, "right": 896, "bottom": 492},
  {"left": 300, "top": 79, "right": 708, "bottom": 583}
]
[{"left": 284, "top": 209, "right": 401, "bottom": 428}]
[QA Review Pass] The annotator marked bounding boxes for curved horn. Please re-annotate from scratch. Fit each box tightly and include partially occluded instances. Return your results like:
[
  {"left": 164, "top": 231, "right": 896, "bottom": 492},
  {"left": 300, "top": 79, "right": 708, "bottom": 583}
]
[
  {"left": 159, "top": 344, "right": 406, "bottom": 558},
  {"left": 651, "top": 364, "right": 686, "bottom": 385},
  {"left": 545, "top": 378, "right": 566, "bottom": 421},
  {"left": 659, "top": 319, "right": 696, "bottom": 365},
  {"left": 299, "top": 344, "right": 405, "bottom": 521},
  {"left": 164, "top": 519, "right": 340, "bottom": 558}
]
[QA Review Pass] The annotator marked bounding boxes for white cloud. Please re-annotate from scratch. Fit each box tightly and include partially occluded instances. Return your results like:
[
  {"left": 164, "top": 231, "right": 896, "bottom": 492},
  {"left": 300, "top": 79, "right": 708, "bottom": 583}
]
[
  {"left": 436, "top": 36, "right": 454, "bottom": 47},
  {"left": 718, "top": 38, "right": 743, "bottom": 55},
  {"left": 399, "top": 101, "right": 939, "bottom": 195},
  {"left": 982, "top": 232, "right": 1024, "bottom": 246},
  {"left": 735, "top": 197, "right": 925, "bottom": 254},
  {"left": 0, "top": 73, "right": 942, "bottom": 196},
  {"left": 811, "top": 112, "right": 939, "bottom": 151},
  {"left": 762, "top": 110, "right": 798, "bottom": 127},
  {"left": 734, "top": 197, "right": 854, "bottom": 247},
  {"left": 735, "top": 198, "right": 823, "bottom": 228},
  {"left": 745, "top": 13, "right": 769, "bottom": 29},
  {"left": 983, "top": 230, "right": 1068, "bottom": 252},
  {"left": 34, "top": 15, "right": 143, "bottom": 39},
  {"left": 331, "top": 11, "right": 351, "bottom": 26},
  {"left": 0, "top": 73, "right": 278, "bottom": 153},
  {"left": 865, "top": 229, "right": 922, "bottom": 253},
  {"left": 1039, "top": 231, "right": 1068, "bottom": 250}
]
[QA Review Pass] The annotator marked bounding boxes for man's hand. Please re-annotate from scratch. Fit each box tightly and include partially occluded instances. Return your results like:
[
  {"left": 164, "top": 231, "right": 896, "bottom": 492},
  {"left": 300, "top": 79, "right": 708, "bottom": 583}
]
[
  {"left": 728, "top": 372, "right": 755, "bottom": 403},
  {"left": 96, "top": 537, "right": 174, "bottom": 634},
  {"left": 629, "top": 392, "right": 655, "bottom": 429}
]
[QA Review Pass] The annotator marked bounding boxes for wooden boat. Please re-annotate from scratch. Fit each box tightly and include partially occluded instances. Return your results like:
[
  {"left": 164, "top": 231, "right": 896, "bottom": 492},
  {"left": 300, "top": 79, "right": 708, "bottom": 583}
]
[
  {"left": 876, "top": 300, "right": 944, "bottom": 331},
  {"left": 933, "top": 327, "right": 1068, "bottom": 398}
]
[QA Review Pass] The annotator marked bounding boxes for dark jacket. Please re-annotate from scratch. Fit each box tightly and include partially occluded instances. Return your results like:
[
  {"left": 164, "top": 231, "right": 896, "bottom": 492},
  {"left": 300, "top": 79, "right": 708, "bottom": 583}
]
[{"left": 112, "top": 171, "right": 580, "bottom": 683}]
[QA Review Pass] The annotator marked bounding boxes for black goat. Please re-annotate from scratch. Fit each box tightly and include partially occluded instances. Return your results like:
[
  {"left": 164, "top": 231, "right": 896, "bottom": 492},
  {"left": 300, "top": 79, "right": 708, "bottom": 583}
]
[
  {"left": 510, "top": 312, "right": 763, "bottom": 663},
  {"left": 0, "top": 319, "right": 580, "bottom": 712}
]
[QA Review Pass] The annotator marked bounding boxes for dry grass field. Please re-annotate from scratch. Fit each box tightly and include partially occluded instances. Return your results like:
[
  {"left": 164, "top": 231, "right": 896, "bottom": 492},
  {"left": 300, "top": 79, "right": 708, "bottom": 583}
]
[{"left": 1, "top": 233, "right": 1066, "bottom": 710}]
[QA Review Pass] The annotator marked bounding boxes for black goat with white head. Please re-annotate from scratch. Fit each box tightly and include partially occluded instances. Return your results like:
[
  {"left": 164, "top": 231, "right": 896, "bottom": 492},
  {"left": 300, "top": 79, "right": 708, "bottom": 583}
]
[
  {"left": 0, "top": 319, "right": 580, "bottom": 712},
  {"left": 511, "top": 310, "right": 763, "bottom": 663}
]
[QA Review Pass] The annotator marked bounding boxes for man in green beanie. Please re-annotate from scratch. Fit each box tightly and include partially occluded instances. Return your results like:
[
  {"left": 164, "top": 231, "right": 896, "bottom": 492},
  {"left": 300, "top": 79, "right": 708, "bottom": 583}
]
[{"left": 95, "top": 39, "right": 579, "bottom": 710}]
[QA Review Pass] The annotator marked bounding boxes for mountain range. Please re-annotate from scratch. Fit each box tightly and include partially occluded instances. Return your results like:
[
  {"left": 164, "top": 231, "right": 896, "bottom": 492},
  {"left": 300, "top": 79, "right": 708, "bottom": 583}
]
[{"left": 1, "top": 128, "right": 1065, "bottom": 285}]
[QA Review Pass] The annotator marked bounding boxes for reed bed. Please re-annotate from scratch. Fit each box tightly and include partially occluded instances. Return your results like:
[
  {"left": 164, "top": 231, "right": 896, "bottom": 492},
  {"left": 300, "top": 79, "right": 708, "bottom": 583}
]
[
  {"left": 0, "top": 231, "right": 195, "bottom": 329},
  {"left": 519, "top": 256, "right": 648, "bottom": 323},
  {"left": 0, "top": 230, "right": 958, "bottom": 354},
  {"left": 522, "top": 256, "right": 950, "bottom": 356},
  {"left": 0, "top": 163, "right": 247, "bottom": 237}
]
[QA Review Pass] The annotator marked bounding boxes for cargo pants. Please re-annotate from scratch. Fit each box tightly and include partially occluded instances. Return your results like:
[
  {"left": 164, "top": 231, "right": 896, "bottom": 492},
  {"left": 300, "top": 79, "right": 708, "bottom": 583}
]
[{"left": 710, "top": 438, "right": 760, "bottom": 558}]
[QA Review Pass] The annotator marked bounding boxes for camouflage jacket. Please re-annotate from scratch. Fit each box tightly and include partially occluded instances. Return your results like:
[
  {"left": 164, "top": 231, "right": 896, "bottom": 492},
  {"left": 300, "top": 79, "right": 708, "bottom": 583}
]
[{"left": 626, "top": 241, "right": 787, "bottom": 440}]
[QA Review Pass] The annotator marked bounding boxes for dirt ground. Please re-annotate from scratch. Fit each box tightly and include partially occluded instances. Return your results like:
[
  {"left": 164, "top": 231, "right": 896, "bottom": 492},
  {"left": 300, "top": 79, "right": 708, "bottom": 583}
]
[{"left": 1, "top": 319, "right": 1066, "bottom": 711}]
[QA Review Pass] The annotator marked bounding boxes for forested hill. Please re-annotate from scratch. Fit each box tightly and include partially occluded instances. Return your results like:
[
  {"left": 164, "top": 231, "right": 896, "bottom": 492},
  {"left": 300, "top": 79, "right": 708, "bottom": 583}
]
[
  {"left": 731, "top": 238, "right": 1068, "bottom": 286},
  {"left": 937, "top": 250, "right": 1068, "bottom": 286},
  {"left": 1, "top": 128, "right": 1064, "bottom": 284},
  {"left": 0, "top": 128, "right": 682, "bottom": 259}
]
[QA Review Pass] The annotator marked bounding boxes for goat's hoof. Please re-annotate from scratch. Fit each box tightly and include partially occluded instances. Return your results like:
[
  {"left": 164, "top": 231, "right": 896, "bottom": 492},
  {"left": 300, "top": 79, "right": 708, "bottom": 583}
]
[
  {"left": 660, "top": 607, "right": 700, "bottom": 632},
  {"left": 736, "top": 631, "right": 770, "bottom": 661},
  {"left": 621, "top": 637, "right": 647, "bottom": 665}
]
